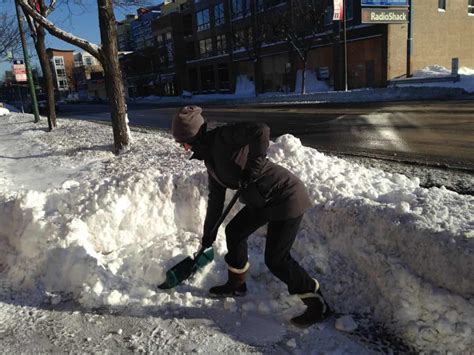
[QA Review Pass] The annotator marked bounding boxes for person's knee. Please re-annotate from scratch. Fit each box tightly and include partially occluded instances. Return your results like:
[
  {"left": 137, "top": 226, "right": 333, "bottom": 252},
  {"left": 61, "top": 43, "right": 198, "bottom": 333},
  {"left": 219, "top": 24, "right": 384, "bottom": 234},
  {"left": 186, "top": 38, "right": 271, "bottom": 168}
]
[
  {"left": 225, "top": 222, "right": 239, "bottom": 245},
  {"left": 264, "top": 253, "right": 282, "bottom": 274}
]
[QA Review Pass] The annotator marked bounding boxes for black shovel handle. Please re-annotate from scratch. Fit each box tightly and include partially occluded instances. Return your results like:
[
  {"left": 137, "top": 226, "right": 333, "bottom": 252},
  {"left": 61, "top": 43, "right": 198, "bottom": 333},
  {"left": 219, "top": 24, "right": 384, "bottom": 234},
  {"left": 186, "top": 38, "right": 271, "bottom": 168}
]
[{"left": 194, "top": 189, "right": 241, "bottom": 261}]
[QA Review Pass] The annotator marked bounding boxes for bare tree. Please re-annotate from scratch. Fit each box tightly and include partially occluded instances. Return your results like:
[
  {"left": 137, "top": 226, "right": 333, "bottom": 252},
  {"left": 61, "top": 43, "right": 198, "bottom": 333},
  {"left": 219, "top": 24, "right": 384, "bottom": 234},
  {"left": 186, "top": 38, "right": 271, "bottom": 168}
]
[
  {"left": 18, "top": 0, "right": 131, "bottom": 154},
  {"left": 23, "top": 0, "right": 58, "bottom": 131},
  {"left": 228, "top": 0, "right": 271, "bottom": 95},
  {"left": 0, "top": 13, "right": 21, "bottom": 61},
  {"left": 272, "top": 0, "right": 328, "bottom": 94}
]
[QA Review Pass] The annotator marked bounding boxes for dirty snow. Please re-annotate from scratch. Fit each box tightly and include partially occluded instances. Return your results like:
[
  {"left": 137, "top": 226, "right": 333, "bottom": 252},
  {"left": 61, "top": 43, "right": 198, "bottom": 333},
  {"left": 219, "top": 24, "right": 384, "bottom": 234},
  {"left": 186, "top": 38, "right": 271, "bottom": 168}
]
[{"left": 0, "top": 113, "right": 473, "bottom": 353}]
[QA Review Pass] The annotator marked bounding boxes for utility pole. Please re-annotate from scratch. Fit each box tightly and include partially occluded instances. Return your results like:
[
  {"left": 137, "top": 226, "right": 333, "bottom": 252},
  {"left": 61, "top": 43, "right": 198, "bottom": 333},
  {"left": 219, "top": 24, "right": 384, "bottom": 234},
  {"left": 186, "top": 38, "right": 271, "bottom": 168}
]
[
  {"left": 343, "top": 0, "right": 348, "bottom": 91},
  {"left": 15, "top": 0, "right": 40, "bottom": 122},
  {"left": 406, "top": 0, "right": 413, "bottom": 78}
]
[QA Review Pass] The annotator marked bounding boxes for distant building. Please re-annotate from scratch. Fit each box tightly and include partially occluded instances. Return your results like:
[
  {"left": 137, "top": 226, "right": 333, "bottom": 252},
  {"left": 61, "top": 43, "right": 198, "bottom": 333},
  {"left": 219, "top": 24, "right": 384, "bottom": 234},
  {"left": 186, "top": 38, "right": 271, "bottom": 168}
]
[
  {"left": 73, "top": 52, "right": 106, "bottom": 100},
  {"left": 117, "top": 14, "right": 138, "bottom": 52},
  {"left": 151, "top": 3, "right": 190, "bottom": 96},
  {"left": 386, "top": 0, "right": 474, "bottom": 80},
  {"left": 118, "top": 0, "right": 474, "bottom": 96},
  {"left": 46, "top": 48, "right": 75, "bottom": 94},
  {"left": 131, "top": 6, "right": 162, "bottom": 51},
  {"left": 120, "top": 2, "right": 189, "bottom": 97}
]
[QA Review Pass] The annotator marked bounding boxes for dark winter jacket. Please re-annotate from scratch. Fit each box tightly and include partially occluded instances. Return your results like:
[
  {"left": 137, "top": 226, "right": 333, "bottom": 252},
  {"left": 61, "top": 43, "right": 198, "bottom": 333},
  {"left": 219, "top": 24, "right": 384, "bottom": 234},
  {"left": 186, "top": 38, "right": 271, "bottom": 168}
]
[{"left": 190, "top": 121, "right": 313, "bottom": 243}]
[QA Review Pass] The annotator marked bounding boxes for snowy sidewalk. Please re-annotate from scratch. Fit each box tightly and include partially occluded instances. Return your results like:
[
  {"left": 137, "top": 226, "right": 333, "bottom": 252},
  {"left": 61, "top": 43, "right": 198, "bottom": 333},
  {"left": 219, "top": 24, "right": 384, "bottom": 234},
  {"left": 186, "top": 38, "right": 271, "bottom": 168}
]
[{"left": 0, "top": 113, "right": 473, "bottom": 353}]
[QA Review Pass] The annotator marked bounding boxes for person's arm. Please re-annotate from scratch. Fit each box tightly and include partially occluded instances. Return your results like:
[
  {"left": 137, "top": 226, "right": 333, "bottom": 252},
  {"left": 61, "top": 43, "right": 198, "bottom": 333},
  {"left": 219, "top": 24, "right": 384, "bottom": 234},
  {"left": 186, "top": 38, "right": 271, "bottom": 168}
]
[
  {"left": 202, "top": 173, "right": 226, "bottom": 248},
  {"left": 222, "top": 122, "right": 270, "bottom": 180}
]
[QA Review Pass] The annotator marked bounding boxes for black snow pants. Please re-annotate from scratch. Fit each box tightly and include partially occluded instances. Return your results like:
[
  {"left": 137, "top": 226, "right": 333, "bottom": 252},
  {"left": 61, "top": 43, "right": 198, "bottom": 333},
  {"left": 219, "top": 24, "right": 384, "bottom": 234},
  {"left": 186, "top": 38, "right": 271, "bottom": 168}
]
[{"left": 224, "top": 206, "right": 316, "bottom": 295}]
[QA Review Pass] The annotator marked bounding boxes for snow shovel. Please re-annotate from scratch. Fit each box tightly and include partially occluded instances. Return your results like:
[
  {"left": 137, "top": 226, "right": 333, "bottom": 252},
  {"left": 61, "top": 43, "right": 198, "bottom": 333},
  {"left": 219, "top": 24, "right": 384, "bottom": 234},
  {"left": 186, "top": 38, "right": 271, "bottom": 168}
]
[{"left": 158, "top": 189, "right": 241, "bottom": 290}]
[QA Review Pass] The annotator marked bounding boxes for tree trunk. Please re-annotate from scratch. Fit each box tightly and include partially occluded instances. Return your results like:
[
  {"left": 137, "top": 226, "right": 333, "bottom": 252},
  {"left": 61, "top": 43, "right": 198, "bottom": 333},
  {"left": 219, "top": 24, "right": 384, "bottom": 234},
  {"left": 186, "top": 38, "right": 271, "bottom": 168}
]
[
  {"left": 97, "top": 0, "right": 130, "bottom": 154},
  {"left": 301, "top": 56, "right": 307, "bottom": 95},
  {"left": 35, "top": 25, "right": 56, "bottom": 130},
  {"left": 254, "top": 57, "right": 263, "bottom": 96}
]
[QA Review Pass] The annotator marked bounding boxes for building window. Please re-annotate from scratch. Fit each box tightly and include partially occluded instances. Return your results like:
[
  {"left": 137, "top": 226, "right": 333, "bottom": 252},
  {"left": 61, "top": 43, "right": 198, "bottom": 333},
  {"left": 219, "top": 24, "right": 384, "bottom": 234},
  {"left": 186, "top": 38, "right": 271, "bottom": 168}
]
[
  {"left": 324, "top": 5, "right": 333, "bottom": 25},
  {"left": 214, "top": 3, "right": 225, "bottom": 25},
  {"left": 199, "top": 38, "right": 213, "bottom": 57},
  {"left": 157, "top": 34, "right": 163, "bottom": 44},
  {"left": 469, "top": 0, "right": 474, "bottom": 15},
  {"left": 231, "top": 0, "right": 245, "bottom": 18},
  {"left": 216, "top": 34, "right": 227, "bottom": 54},
  {"left": 58, "top": 79, "right": 68, "bottom": 90},
  {"left": 166, "top": 32, "right": 172, "bottom": 41},
  {"left": 218, "top": 63, "right": 230, "bottom": 91},
  {"left": 56, "top": 68, "right": 66, "bottom": 77},
  {"left": 196, "top": 9, "right": 210, "bottom": 31},
  {"left": 233, "top": 29, "right": 246, "bottom": 51},
  {"left": 438, "top": 0, "right": 446, "bottom": 11},
  {"left": 85, "top": 57, "right": 93, "bottom": 66},
  {"left": 54, "top": 57, "right": 64, "bottom": 67},
  {"left": 200, "top": 65, "right": 215, "bottom": 92}
]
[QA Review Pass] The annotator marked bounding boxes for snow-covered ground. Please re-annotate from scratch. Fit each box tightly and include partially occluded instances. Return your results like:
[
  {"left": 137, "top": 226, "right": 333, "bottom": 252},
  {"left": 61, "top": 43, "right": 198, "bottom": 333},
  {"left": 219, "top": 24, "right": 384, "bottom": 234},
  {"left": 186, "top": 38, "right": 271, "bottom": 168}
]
[
  {"left": 0, "top": 113, "right": 473, "bottom": 353},
  {"left": 128, "top": 65, "right": 473, "bottom": 106}
]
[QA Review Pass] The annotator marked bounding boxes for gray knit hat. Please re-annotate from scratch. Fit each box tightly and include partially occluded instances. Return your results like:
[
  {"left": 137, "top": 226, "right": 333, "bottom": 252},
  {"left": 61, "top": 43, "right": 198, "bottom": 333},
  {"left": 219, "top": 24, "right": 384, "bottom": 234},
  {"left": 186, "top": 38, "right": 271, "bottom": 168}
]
[{"left": 172, "top": 105, "right": 205, "bottom": 143}]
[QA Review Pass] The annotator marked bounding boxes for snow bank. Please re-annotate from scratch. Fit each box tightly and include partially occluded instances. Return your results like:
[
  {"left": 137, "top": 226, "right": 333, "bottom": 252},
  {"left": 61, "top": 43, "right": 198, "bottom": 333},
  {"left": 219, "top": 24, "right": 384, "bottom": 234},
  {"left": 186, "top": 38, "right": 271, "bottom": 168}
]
[
  {"left": 0, "top": 107, "right": 10, "bottom": 116},
  {"left": 0, "top": 114, "right": 473, "bottom": 352},
  {"left": 294, "top": 69, "right": 330, "bottom": 94},
  {"left": 396, "top": 65, "right": 474, "bottom": 93},
  {"left": 234, "top": 74, "right": 256, "bottom": 97}
]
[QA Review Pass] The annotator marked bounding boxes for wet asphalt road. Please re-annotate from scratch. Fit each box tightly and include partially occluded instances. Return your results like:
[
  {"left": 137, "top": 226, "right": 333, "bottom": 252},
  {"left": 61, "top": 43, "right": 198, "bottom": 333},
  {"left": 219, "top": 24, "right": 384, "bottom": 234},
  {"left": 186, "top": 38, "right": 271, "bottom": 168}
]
[{"left": 57, "top": 100, "right": 474, "bottom": 170}]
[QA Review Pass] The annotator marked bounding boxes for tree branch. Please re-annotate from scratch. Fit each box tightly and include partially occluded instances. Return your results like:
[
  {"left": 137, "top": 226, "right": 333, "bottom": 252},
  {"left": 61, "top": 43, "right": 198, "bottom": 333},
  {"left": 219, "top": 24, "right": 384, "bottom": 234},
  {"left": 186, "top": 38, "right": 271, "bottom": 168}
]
[{"left": 17, "top": 0, "right": 102, "bottom": 60}]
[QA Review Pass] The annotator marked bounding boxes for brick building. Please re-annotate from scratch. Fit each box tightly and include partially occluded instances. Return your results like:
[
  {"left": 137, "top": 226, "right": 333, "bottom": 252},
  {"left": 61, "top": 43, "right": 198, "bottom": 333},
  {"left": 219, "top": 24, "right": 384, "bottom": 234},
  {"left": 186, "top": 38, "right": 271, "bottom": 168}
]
[
  {"left": 119, "top": 0, "right": 474, "bottom": 96},
  {"left": 46, "top": 48, "right": 75, "bottom": 94},
  {"left": 117, "top": 14, "right": 138, "bottom": 52},
  {"left": 73, "top": 52, "right": 106, "bottom": 100},
  {"left": 386, "top": 0, "right": 474, "bottom": 80}
]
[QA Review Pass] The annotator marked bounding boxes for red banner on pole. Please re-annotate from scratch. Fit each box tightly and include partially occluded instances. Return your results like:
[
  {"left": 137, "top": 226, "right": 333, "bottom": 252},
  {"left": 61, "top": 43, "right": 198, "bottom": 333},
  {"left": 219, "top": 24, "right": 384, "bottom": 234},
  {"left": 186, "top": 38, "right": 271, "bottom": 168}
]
[
  {"left": 12, "top": 60, "right": 27, "bottom": 82},
  {"left": 333, "top": 0, "right": 344, "bottom": 21}
]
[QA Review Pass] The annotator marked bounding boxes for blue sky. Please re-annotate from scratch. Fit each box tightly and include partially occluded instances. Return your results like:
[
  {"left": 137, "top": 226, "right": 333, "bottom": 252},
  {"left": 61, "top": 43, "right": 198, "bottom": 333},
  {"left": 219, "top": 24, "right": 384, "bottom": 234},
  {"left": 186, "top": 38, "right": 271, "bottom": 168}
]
[{"left": 0, "top": 1, "right": 156, "bottom": 75}]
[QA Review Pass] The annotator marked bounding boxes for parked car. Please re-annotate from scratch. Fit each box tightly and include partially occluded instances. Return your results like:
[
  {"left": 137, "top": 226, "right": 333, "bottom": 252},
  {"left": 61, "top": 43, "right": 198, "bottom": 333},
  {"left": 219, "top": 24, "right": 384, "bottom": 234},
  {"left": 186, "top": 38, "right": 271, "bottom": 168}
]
[{"left": 36, "top": 93, "right": 59, "bottom": 115}]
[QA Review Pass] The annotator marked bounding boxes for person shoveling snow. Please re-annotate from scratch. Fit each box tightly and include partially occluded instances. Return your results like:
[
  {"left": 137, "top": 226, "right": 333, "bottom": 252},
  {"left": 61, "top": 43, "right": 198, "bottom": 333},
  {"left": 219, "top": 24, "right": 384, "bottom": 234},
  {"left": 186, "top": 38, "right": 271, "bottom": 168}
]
[{"left": 168, "top": 105, "right": 331, "bottom": 327}]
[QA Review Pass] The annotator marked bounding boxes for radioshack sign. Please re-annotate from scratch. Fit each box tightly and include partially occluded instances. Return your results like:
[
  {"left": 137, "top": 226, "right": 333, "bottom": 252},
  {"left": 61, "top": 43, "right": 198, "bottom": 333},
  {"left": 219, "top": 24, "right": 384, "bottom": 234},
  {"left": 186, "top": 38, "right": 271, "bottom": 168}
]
[
  {"left": 361, "top": 0, "right": 408, "bottom": 6},
  {"left": 12, "top": 59, "right": 27, "bottom": 82},
  {"left": 361, "top": 7, "right": 408, "bottom": 23}
]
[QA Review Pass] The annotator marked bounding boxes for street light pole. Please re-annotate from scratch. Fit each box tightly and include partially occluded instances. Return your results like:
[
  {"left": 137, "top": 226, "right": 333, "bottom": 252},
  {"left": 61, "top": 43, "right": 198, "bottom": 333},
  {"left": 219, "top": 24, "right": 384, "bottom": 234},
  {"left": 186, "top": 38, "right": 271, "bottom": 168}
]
[
  {"left": 406, "top": 0, "right": 413, "bottom": 78},
  {"left": 343, "top": 0, "right": 348, "bottom": 91},
  {"left": 15, "top": 0, "right": 40, "bottom": 122}
]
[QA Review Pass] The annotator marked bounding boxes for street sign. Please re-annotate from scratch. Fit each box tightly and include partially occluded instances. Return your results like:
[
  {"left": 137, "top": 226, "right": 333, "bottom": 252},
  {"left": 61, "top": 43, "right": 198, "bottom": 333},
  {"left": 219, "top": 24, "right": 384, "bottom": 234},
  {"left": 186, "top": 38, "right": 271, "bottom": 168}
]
[
  {"left": 361, "top": 0, "right": 408, "bottom": 6},
  {"left": 333, "top": 0, "right": 344, "bottom": 21},
  {"left": 361, "top": 7, "right": 409, "bottom": 23},
  {"left": 12, "top": 59, "right": 27, "bottom": 82}
]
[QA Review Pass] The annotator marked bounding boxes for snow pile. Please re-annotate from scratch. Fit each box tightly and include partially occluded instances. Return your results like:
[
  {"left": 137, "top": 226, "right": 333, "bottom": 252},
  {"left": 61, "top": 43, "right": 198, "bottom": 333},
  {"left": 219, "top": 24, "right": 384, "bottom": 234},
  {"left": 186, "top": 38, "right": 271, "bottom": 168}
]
[
  {"left": 397, "top": 65, "right": 474, "bottom": 93},
  {"left": 234, "top": 74, "right": 256, "bottom": 97},
  {"left": 0, "top": 107, "right": 10, "bottom": 116},
  {"left": 294, "top": 69, "right": 330, "bottom": 94},
  {"left": 0, "top": 114, "right": 473, "bottom": 352},
  {"left": 413, "top": 64, "right": 454, "bottom": 77}
]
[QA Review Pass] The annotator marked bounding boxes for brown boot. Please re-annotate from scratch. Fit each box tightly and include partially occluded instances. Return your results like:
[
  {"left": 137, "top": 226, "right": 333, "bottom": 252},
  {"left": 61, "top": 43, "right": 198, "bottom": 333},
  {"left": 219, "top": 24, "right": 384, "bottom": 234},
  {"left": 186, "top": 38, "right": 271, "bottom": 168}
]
[
  {"left": 291, "top": 279, "right": 331, "bottom": 327},
  {"left": 209, "top": 263, "right": 249, "bottom": 298}
]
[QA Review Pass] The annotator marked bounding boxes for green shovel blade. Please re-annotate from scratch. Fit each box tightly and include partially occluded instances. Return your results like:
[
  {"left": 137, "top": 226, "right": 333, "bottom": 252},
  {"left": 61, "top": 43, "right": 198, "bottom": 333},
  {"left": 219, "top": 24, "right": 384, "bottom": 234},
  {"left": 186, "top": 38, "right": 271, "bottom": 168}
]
[{"left": 158, "top": 247, "right": 214, "bottom": 290}]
